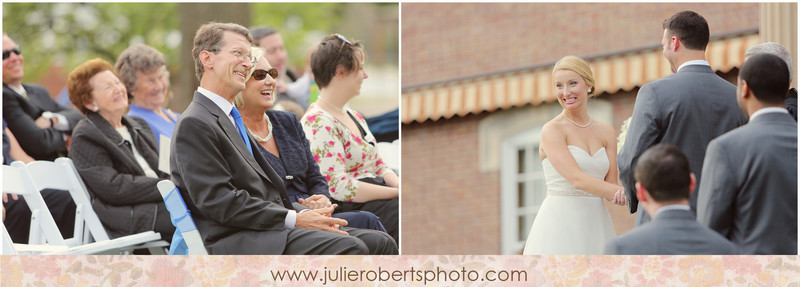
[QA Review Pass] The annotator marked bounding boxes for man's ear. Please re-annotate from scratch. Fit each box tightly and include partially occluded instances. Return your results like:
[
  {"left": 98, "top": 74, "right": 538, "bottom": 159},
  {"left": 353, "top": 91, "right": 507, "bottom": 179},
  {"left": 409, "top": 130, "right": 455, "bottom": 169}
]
[
  {"left": 740, "top": 80, "right": 751, "bottom": 100},
  {"left": 671, "top": 36, "right": 680, "bottom": 52},
  {"left": 199, "top": 50, "right": 213, "bottom": 70},
  {"left": 688, "top": 173, "right": 697, "bottom": 194},
  {"left": 635, "top": 182, "right": 647, "bottom": 203}
]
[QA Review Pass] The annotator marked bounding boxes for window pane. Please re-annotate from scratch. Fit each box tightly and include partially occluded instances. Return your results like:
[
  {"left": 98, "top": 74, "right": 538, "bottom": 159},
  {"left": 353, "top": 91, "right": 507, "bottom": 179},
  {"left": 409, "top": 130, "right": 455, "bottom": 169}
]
[
  {"left": 518, "top": 148, "right": 527, "bottom": 174},
  {"left": 518, "top": 215, "right": 526, "bottom": 242},
  {"left": 517, "top": 182, "right": 525, "bottom": 208}
]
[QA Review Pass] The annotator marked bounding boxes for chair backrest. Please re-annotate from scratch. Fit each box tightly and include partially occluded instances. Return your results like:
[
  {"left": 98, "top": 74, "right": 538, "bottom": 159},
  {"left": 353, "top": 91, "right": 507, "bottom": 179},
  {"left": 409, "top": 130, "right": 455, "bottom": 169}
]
[
  {"left": 157, "top": 180, "right": 207, "bottom": 255},
  {"left": 2, "top": 222, "right": 18, "bottom": 255},
  {"left": 2, "top": 162, "right": 67, "bottom": 246},
  {"left": 26, "top": 158, "right": 111, "bottom": 243}
]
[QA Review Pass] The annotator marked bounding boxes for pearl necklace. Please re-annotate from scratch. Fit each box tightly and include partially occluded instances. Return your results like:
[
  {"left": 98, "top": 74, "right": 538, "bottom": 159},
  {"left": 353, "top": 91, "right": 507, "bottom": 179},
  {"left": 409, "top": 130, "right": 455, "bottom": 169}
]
[
  {"left": 317, "top": 95, "right": 346, "bottom": 113},
  {"left": 247, "top": 114, "right": 273, "bottom": 143},
  {"left": 562, "top": 110, "right": 592, "bottom": 128}
]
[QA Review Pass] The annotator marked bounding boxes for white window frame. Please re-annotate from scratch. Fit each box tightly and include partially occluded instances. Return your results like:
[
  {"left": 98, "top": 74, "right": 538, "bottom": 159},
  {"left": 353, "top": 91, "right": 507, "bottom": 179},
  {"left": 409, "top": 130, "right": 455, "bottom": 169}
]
[{"left": 499, "top": 125, "right": 546, "bottom": 255}]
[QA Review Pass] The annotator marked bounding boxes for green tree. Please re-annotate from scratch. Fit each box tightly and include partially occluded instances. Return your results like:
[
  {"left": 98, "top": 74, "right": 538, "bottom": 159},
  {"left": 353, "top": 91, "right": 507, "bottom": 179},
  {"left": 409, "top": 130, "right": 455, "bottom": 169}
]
[{"left": 3, "top": 3, "right": 179, "bottom": 82}]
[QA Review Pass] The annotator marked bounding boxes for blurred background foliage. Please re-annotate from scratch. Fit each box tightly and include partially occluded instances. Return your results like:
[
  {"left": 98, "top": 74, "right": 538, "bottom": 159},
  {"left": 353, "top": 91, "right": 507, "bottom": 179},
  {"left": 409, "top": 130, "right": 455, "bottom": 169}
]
[{"left": 3, "top": 2, "right": 398, "bottom": 89}]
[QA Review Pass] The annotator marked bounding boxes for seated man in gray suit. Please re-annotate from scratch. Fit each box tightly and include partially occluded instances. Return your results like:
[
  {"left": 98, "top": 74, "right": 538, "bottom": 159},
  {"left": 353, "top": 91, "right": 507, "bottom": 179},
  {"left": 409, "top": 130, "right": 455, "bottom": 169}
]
[
  {"left": 170, "top": 22, "right": 397, "bottom": 255},
  {"left": 604, "top": 144, "right": 737, "bottom": 255},
  {"left": 617, "top": 11, "right": 748, "bottom": 226},
  {"left": 697, "top": 53, "right": 797, "bottom": 255}
]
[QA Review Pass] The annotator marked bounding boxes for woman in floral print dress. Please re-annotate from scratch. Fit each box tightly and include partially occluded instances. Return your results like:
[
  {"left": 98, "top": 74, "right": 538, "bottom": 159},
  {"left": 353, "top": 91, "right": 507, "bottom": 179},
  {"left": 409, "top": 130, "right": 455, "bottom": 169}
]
[{"left": 301, "top": 34, "right": 399, "bottom": 244}]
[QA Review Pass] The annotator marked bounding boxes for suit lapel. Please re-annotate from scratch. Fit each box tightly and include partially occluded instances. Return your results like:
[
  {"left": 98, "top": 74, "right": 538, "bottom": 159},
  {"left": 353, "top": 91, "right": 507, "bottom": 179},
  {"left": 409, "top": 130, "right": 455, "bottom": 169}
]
[{"left": 193, "top": 92, "right": 271, "bottom": 182}]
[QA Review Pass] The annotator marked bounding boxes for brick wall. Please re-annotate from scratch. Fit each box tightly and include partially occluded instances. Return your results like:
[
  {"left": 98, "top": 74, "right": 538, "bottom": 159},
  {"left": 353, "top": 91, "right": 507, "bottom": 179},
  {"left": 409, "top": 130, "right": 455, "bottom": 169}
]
[
  {"left": 402, "top": 3, "right": 759, "bottom": 88},
  {"left": 401, "top": 113, "right": 500, "bottom": 254}
]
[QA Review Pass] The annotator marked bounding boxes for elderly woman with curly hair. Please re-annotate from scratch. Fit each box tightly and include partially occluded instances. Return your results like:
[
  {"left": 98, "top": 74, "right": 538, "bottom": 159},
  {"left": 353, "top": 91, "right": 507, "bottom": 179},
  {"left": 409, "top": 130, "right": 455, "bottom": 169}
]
[{"left": 67, "top": 58, "right": 174, "bottom": 241}]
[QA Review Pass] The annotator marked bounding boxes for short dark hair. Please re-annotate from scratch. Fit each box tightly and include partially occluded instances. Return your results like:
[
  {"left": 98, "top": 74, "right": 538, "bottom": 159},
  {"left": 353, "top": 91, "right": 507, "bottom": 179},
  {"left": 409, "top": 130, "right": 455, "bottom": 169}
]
[
  {"left": 250, "top": 26, "right": 278, "bottom": 44},
  {"left": 740, "top": 53, "right": 791, "bottom": 105},
  {"left": 310, "top": 34, "right": 366, "bottom": 88},
  {"left": 634, "top": 144, "right": 691, "bottom": 202},
  {"left": 662, "top": 11, "right": 709, "bottom": 51}
]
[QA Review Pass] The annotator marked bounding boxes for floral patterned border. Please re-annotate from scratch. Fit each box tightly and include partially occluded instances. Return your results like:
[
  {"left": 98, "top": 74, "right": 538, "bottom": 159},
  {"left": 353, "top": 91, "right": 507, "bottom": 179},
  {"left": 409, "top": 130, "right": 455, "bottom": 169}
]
[{"left": 2, "top": 255, "right": 799, "bottom": 286}]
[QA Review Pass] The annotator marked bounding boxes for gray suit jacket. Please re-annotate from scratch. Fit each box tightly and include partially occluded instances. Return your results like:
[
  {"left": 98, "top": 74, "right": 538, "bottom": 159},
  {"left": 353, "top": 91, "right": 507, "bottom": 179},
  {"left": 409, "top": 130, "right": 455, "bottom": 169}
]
[
  {"left": 617, "top": 64, "right": 747, "bottom": 224},
  {"left": 697, "top": 111, "right": 797, "bottom": 254},
  {"left": 604, "top": 209, "right": 738, "bottom": 255},
  {"left": 170, "top": 91, "right": 303, "bottom": 254}
]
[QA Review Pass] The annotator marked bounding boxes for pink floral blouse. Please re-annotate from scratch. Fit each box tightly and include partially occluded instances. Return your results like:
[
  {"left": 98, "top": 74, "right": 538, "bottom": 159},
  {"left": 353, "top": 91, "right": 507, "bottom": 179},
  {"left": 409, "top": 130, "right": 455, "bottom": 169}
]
[{"left": 301, "top": 104, "right": 395, "bottom": 202}]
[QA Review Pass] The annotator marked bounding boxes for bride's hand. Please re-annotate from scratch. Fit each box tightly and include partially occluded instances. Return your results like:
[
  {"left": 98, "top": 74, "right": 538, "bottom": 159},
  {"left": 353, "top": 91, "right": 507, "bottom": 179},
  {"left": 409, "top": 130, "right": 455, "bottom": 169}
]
[{"left": 614, "top": 189, "right": 627, "bottom": 206}]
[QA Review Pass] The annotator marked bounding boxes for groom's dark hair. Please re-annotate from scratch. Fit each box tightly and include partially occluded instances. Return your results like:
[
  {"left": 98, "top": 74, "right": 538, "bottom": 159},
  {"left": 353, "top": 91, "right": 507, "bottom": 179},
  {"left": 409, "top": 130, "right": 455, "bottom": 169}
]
[
  {"left": 663, "top": 11, "right": 709, "bottom": 51},
  {"left": 634, "top": 144, "right": 691, "bottom": 202},
  {"left": 740, "top": 53, "right": 790, "bottom": 105}
]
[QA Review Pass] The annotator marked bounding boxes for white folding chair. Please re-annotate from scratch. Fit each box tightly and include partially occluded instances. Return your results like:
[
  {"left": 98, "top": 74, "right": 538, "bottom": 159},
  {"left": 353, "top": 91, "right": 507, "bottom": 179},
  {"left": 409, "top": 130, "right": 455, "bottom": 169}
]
[
  {"left": 3, "top": 162, "right": 70, "bottom": 247},
  {"left": 23, "top": 158, "right": 166, "bottom": 254},
  {"left": 157, "top": 180, "right": 207, "bottom": 255}
]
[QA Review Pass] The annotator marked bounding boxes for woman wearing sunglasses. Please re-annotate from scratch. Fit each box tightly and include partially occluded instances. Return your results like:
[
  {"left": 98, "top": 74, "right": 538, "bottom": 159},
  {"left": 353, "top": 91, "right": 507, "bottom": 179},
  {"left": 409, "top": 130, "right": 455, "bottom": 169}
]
[
  {"left": 300, "top": 34, "right": 399, "bottom": 244},
  {"left": 236, "top": 51, "right": 389, "bottom": 234}
]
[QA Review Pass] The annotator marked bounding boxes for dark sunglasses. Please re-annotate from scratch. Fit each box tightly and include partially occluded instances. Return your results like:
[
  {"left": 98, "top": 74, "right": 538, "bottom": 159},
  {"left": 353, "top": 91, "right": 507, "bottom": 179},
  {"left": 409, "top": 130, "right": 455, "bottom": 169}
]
[
  {"left": 2, "top": 47, "right": 21, "bottom": 60},
  {"left": 251, "top": 68, "right": 278, "bottom": 81}
]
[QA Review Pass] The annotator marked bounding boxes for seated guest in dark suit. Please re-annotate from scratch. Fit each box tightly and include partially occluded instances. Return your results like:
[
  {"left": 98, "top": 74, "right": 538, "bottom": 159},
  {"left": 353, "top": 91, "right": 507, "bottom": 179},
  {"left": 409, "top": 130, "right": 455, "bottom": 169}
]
[
  {"left": 115, "top": 44, "right": 180, "bottom": 143},
  {"left": 169, "top": 22, "right": 396, "bottom": 255},
  {"left": 3, "top": 120, "right": 76, "bottom": 244},
  {"left": 698, "top": 53, "right": 797, "bottom": 254},
  {"left": 236, "top": 51, "right": 387, "bottom": 233},
  {"left": 3, "top": 33, "right": 84, "bottom": 160},
  {"left": 66, "top": 58, "right": 174, "bottom": 241},
  {"left": 604, "top": 144, "right": 737, "bottom": 255},
  {"left": 301, "top": 34, "right": 399, "bottom": 244}
]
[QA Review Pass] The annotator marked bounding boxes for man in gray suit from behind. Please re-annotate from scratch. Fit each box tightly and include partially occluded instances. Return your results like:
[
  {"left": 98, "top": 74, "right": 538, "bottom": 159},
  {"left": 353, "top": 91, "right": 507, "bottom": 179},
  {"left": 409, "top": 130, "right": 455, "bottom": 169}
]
[
  {"left": 605, "top": 144, "right": 737, "bottom": 255},
  {"left": 618, "top": 11, "right": 748, "bottom": 225},
  {"left": 170, "top": 22, "right": 396, "bottom": 255},
  {"left": 697, "top": 54, "right": 797, "bottom": 255}
]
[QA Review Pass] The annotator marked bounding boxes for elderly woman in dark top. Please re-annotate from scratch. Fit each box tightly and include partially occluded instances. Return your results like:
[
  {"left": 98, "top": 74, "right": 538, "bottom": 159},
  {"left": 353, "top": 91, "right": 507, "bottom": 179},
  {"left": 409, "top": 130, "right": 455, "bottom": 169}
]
[
  {"left": 67, "top": 58, "right": 174, "bottom": 241},
  {"left": 237, "top": 52, "right": 386, "bottom": 233}
]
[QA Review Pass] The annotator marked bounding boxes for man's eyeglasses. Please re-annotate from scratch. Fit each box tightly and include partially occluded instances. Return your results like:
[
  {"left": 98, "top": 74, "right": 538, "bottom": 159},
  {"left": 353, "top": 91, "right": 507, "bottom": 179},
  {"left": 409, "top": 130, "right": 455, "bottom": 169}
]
[
  {"left": 2, "top": 47, "right": 21, "bottom": 60},
  {"left": 335, "top": 34, "right": 352, "bottom": 53},
  {"left": 251, "top": 68, "right": 279, "bottom": 81},
  {"left": 210, "top": 48, "right": 255, "bottom": 65}
]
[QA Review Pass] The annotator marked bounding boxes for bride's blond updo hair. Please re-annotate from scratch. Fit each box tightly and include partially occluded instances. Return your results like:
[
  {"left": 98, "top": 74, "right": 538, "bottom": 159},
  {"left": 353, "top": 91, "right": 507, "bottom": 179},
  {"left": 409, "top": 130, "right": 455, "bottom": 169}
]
[{"left": 553, "top": 55, "right": 596, "bottom": 96}]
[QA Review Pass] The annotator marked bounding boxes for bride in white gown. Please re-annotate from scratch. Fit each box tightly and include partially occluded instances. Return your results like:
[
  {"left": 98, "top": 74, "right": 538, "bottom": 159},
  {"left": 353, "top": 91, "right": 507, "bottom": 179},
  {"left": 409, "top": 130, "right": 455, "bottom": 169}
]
[{"left": 523, "top": 56, "right": 626, "bottom": 255}]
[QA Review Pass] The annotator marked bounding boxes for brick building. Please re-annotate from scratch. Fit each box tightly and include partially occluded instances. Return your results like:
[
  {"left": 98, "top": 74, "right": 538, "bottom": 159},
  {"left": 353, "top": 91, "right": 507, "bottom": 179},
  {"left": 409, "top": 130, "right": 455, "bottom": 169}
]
[{"left": 401, "top": 3, "right": 795, "bottom": 254}]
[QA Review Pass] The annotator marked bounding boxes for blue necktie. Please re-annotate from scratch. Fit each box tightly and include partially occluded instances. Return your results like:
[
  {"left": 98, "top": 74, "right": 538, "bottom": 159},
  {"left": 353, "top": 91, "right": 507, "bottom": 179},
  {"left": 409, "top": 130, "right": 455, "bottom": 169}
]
[{"left": 230, "top": 107, "right": 253, "bottom": 155}]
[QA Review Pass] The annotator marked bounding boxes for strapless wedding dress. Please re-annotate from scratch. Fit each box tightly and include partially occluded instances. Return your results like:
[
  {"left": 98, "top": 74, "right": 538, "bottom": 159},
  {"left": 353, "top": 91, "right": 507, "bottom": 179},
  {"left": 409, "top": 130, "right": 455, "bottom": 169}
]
[{"left": 522, "top": 145, "right": 616, "bottom": 255}]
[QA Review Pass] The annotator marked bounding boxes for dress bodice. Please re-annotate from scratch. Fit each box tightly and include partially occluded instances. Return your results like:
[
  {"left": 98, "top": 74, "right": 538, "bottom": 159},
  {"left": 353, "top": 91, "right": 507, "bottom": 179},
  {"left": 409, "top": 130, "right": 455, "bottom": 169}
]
[{"left": 541, "top": 145, "right": 609, "bottom": 197}]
